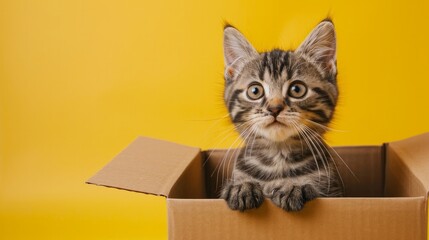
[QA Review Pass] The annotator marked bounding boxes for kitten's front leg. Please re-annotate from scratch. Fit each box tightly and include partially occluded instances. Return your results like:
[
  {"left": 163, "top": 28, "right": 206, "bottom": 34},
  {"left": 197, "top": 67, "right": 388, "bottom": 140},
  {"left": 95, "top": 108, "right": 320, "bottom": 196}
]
[
  {"left": 263, "top": 181, "right": 319, "bottom": 212},
  {"left": 221, "top": 180, "right": 264, "bottom": 211}
]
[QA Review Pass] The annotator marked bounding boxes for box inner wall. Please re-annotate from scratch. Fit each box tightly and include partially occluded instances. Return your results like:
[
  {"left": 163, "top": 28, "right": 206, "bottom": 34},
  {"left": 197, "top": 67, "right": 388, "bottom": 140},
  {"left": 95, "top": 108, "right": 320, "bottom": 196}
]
[{"left": 199, "top": 146, "right": 386, "bottom": 199}]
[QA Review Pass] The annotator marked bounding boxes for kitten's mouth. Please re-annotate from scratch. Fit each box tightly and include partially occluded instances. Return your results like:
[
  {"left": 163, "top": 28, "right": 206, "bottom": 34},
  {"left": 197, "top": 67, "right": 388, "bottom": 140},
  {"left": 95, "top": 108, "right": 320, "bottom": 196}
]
[
  {"left": 260, "top": 117, "right": 296, "bottom": 142},
  {"left": 266, "top": 118, "right": 287, "bottom": 128}
]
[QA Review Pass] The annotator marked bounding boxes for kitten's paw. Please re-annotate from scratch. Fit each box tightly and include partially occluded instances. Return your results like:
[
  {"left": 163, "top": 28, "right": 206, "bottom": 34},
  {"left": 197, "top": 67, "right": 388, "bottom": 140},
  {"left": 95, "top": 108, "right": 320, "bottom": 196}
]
[
  {"left": 221, "top": 181, "right": 264, "bottom": 211},
  {"left": 270, "top": 184, "right": 319, "bottom": 212}
]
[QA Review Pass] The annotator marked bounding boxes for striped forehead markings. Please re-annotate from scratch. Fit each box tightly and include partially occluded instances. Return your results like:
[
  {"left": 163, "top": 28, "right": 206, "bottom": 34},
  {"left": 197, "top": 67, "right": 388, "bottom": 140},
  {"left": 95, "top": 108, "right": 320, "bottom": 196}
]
[
  {"left": 258, "top": 53, "right": 268, "bottom": 80},
  {"left": 258, "top": 50, "right": 293, "bottom": 82}
]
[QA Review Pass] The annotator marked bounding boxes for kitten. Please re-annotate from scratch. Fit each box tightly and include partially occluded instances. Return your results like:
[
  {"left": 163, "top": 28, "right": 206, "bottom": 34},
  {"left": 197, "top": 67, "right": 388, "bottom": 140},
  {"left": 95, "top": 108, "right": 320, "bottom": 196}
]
[{"left": 220, "top": 19, "right": 343, "bottom": 212}]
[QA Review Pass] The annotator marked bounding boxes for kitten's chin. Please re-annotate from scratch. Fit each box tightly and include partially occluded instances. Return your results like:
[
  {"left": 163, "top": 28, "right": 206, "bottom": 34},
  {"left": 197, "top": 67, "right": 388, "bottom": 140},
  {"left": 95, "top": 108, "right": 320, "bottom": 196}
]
[{"left": 259, "top": 123, "right": 296, "bottom": 142}]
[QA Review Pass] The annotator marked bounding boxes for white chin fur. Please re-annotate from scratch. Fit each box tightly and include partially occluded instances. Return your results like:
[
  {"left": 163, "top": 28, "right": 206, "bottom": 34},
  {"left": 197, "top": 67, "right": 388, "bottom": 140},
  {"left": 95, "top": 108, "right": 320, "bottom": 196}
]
[{"left": 259, "top": 124, "right": 296, "bottom": 142}]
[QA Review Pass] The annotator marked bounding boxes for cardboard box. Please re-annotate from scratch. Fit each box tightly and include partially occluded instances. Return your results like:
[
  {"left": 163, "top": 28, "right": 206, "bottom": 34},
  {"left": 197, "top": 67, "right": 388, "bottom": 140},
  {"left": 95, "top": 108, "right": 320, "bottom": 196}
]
[{"left": 87, "top": 133, "right": 429, "bottom": 240}]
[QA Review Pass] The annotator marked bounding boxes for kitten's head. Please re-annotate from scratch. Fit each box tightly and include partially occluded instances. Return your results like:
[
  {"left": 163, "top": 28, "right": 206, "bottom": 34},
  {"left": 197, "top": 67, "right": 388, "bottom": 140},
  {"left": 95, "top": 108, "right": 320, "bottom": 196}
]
[{"left": 223, "top": 20, "right": 338, "bottom": 142}]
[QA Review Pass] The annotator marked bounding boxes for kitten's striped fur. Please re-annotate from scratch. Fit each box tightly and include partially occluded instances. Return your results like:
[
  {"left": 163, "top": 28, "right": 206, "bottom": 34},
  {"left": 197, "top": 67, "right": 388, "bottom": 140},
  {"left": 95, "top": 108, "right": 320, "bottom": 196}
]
[{"left": 221, "top": 20, "right": 343, "bottom": 212}]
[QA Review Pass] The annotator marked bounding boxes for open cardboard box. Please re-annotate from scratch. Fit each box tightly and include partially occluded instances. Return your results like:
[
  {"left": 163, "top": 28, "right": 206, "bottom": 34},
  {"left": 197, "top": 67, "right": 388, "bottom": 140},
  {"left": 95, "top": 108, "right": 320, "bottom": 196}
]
[{"left": 87, "top": 132, "right": 429, "bottom": 240}]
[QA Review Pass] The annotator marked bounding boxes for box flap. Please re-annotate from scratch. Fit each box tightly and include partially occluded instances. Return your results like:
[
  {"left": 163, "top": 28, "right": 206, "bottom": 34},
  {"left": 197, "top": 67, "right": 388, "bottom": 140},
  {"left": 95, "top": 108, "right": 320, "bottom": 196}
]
[
  {"left": 386, "top": 132, "right": 429, "bottom": 198},
  {"left": 86, "top": 137, "right": 202, "bottom": 197}
]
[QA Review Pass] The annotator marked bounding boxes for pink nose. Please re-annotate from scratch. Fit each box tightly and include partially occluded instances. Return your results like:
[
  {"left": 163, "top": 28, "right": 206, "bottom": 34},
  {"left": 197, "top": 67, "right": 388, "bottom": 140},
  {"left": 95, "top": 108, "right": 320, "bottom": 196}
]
[{"left": 267, "top": 104, "right": 284, "bottom": 116}]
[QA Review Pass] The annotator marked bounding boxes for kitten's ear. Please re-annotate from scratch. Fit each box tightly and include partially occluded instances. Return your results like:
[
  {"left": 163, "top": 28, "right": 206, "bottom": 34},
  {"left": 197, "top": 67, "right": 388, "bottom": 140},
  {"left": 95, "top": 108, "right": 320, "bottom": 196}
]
[
  {"left": 296, "top": 20, "right": 336, "bottom": 76},
  {"left": 224, "top": 25, "right": 258, "bottom": 80}
]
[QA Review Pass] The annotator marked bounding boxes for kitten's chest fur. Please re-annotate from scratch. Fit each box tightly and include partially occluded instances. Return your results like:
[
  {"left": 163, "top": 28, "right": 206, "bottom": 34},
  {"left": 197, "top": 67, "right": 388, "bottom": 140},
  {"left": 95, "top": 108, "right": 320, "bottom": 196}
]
[{"left": 234, "top": 139, "right": 321, "bottom": 182}]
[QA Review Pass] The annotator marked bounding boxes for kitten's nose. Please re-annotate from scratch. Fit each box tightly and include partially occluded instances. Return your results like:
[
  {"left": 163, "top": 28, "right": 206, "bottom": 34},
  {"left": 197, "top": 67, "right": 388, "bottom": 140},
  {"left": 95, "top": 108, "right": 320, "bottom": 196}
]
[{"left": 267, "top": 99, "right": 285, "bottom": 117}]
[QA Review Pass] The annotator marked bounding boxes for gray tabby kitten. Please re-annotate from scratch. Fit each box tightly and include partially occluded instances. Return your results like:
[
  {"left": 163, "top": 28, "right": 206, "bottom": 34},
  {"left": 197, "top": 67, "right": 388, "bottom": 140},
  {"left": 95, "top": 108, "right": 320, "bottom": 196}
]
[{"left": 220, "top": 19, "right": 343, "bottom": 212}]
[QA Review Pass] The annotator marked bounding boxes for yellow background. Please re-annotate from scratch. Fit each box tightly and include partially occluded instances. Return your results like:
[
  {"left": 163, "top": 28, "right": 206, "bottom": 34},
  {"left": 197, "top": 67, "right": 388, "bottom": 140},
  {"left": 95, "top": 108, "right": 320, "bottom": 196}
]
[{"left": 1, "top": 0, "right": 428, "bottom": 239}]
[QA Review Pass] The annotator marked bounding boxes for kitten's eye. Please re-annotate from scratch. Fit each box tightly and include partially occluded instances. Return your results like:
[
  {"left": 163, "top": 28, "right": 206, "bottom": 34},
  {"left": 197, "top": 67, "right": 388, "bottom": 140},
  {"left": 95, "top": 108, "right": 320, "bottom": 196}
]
[
  {"left": 246, "top": 83, "right": 264, "bottom": 100},
  {"left": 288, "top": 81, "right": 307, "bottom": 99}
]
